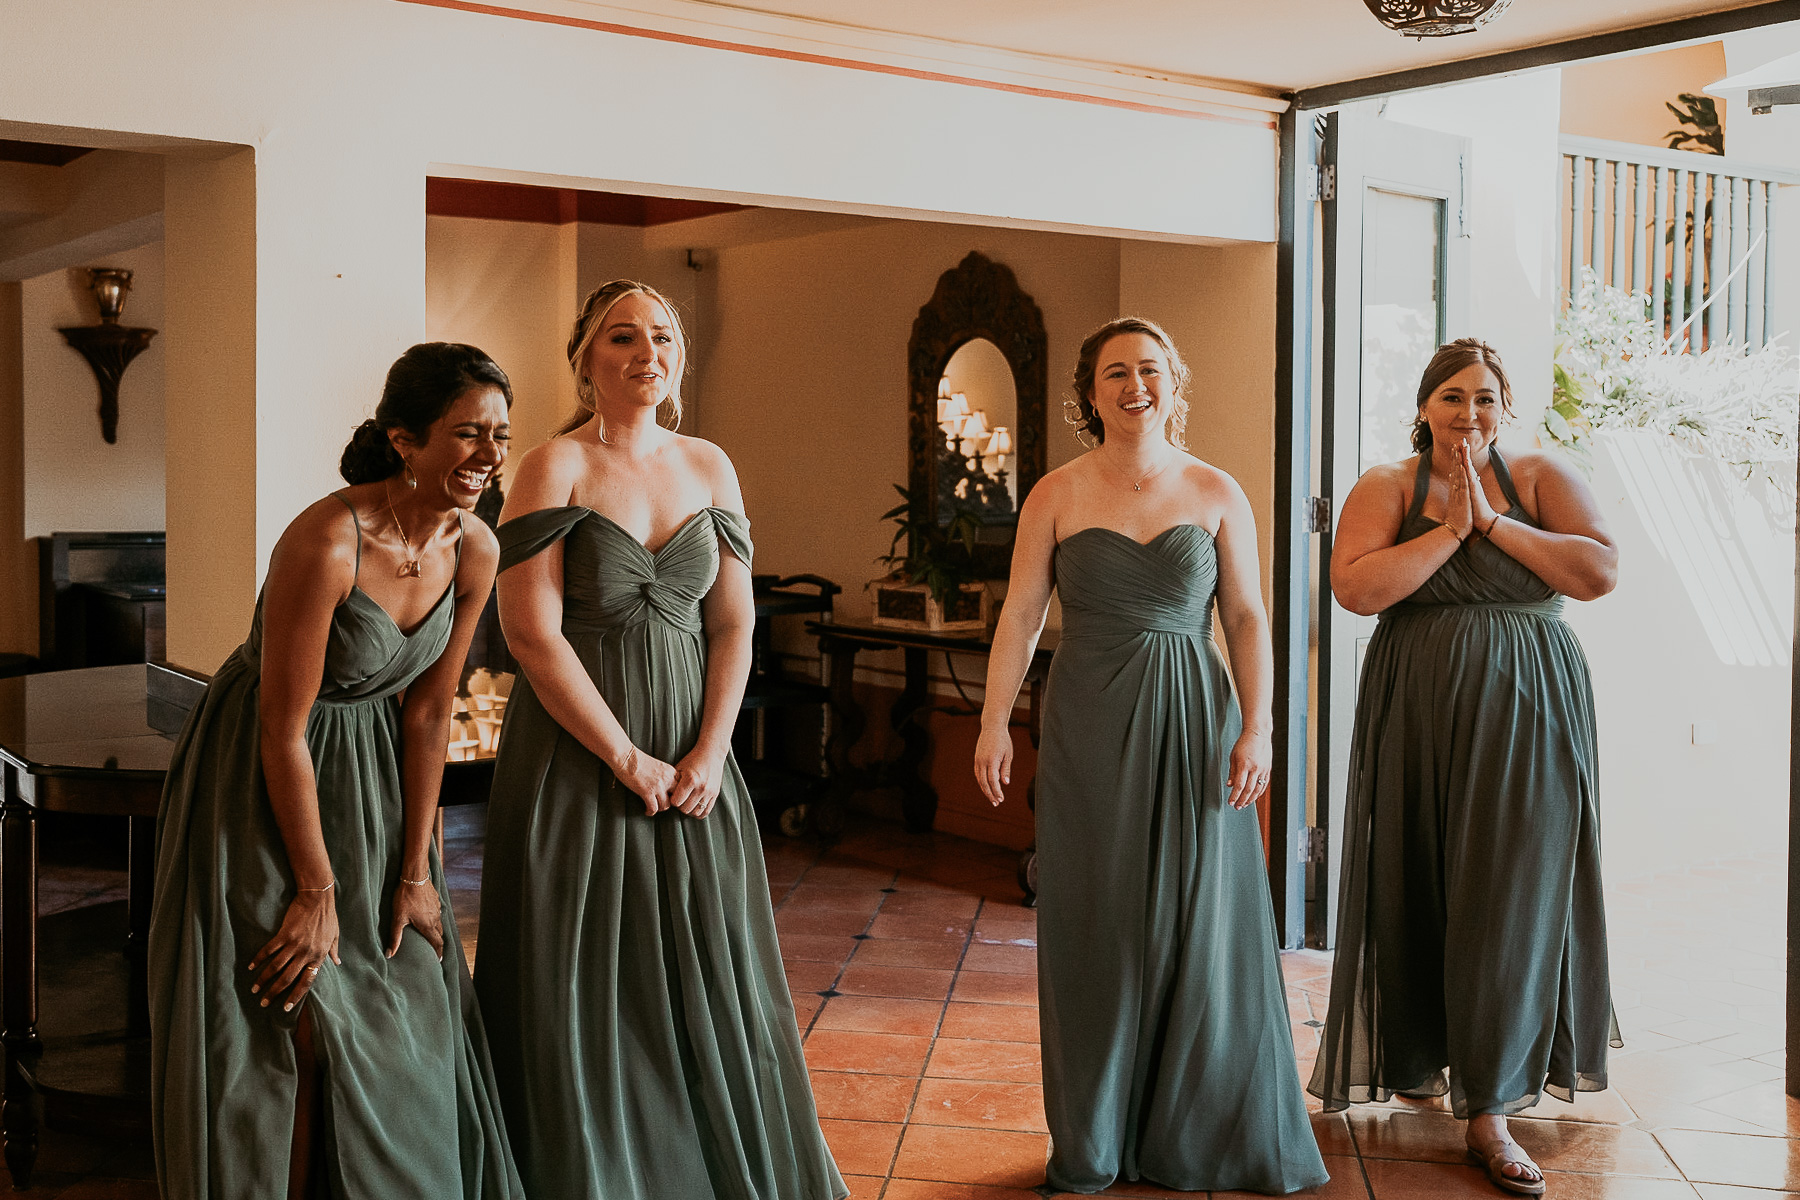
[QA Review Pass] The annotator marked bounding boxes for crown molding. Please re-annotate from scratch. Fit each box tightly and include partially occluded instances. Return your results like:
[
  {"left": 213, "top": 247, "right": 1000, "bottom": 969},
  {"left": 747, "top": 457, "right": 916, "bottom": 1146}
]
[{"left": 398, "top": 0, "right": 1288, "bottom": 126}]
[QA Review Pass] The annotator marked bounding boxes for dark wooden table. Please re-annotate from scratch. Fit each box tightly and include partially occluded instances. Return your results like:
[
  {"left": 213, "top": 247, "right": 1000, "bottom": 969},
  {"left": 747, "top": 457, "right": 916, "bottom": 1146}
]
[
  {"left": 805, "top": 620, "right": 1055, "bottom": 894},
  {"left": 0, "top": 664, "right": 170, "bottom": 1187}
]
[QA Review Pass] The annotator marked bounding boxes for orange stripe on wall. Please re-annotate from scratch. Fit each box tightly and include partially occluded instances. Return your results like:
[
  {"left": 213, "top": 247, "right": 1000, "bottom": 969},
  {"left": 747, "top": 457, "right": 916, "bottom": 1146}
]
[{"left": 396, "top": 0, "right": 1278, "bottom": 130}]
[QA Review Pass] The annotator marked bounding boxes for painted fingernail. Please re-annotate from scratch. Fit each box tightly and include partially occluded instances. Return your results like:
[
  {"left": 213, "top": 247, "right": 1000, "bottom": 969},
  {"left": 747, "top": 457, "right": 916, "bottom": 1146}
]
[
  {"left": 260, "top": 998, "right": 269, "bottom": 1007},
  {"left": 250, "top": 984, "right": 259, "bottom": 994},
  {"left": 283, "top": 1002, "right": 294, "bottom": 1012}
]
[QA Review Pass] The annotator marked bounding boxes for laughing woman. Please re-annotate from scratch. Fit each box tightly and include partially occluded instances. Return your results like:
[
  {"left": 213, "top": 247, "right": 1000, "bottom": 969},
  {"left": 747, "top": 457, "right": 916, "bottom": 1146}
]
[
  {"left": 150, "top": 343, "right": 523, "bottom": 1198},
  {"left": 973, "top": 317, "right": 1326, "bottom": 1195},
  {"left": 1309, "top": 338, "right": 1618, "bottom": 1197},
  {"left": 473, "top": 280, "right": 844, "bottom": 1200}
]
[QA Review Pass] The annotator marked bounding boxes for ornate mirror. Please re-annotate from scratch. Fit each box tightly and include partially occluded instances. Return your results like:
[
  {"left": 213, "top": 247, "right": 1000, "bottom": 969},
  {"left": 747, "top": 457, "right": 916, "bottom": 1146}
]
[{"left": 907, "top": 252, "right": 1047, "bottom": 578}]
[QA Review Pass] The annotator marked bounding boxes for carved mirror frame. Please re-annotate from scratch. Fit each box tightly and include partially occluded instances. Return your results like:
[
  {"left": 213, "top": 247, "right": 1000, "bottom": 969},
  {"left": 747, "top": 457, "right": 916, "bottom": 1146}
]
[{"left": 907, "top": 251, "right": 1048, "bottom": 578}]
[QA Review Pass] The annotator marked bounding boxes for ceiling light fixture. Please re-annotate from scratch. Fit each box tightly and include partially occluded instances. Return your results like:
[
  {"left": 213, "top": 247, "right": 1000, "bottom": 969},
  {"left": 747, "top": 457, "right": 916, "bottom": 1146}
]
[{"left": 1361, "top": 0, "right": 1511, "bottom": 38}]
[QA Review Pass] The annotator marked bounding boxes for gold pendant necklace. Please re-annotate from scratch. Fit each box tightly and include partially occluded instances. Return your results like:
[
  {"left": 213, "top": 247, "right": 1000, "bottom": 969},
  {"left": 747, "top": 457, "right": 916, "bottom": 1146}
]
[
  {"left": 385, "top": 481, "right": 424, "bottom": 578},
  {"left": 1105, "top": 450, "right": 1171, "bottom": 494}
]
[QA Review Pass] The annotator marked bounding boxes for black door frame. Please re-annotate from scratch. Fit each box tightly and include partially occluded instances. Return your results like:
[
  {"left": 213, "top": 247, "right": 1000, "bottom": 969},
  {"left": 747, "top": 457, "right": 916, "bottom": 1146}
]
[{"left": 1270, "top": 0, "right": 1800, "bottom": 1096}]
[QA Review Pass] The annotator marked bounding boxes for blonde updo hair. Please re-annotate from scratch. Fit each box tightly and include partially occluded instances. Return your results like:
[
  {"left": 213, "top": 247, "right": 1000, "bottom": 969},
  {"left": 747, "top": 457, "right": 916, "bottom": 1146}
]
[
  {"left": 559, "top": 279, "right": 688, "bottom": 436},
  {"left": 1065, "top": 316, "right": 1191, "bottom": 448}
]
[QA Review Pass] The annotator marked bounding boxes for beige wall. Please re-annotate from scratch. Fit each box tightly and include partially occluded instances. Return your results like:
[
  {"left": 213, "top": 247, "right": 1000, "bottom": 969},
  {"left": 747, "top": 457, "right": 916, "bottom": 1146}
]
[
  {"left": 1561, "top": 43, "right": 1728, "bottom": 150},
  {"left": 425, "top": 216, "right": 575, "bottom": 461},
  {"left": 21, "top": 241, "right": 166, "bottom": 538},
  {"left": 1120, "top": 240, "right": 1278, "bottom": 615}
]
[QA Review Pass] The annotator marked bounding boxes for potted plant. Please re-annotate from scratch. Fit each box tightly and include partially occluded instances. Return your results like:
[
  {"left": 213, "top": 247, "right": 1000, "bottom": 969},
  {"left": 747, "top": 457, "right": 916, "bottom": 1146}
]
[{"left": 869, "top": 485, "right": 991, "bottom": 632}]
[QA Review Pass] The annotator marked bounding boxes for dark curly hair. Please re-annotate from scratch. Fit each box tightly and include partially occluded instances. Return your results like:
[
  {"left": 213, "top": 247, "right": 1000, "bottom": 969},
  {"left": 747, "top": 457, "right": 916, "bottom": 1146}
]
[
  {"left": 1409, "top": 337, "right": 1514, "bottom": 454},
  {"left": 1065, "top": 316, "right": 1191, "bottom": 447},
  {"left": 339, "top": 343, "right": 512, "bottom": 484}
]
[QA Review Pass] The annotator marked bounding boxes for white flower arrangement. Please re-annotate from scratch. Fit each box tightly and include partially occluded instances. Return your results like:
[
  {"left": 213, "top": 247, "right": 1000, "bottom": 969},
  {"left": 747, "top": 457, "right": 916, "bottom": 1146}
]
[{"left": 1548, "top": 267, "right": 1800, "bottom": 523}]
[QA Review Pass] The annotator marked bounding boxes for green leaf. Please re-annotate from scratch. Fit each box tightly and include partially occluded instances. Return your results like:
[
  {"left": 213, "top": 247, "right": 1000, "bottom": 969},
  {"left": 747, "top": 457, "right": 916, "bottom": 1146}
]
[{"left": 1543, "top": 406, "right": 1572, "bottom": 441}]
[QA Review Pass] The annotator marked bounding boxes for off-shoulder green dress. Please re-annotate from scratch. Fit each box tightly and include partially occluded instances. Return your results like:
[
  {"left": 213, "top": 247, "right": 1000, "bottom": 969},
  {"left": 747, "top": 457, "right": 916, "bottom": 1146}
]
[
  {"left": 473, "top": 506, "right": 845, "bottom": 1200},
  {"left": 1309, "top": 447, "right": 1616, "bottom": 1118},
  {"left": 149, "top": 501, "right": 522, "bottom": 1199},
  {"left": 1036, "top": 523, "right": 1328, "bottom": 1195}
]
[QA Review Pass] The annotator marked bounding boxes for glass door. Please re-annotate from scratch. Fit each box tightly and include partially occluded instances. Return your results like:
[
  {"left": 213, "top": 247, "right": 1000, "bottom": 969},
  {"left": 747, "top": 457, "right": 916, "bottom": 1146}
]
[{"left": 1313, "top": 107, "right": 1469, "bottom": 947}]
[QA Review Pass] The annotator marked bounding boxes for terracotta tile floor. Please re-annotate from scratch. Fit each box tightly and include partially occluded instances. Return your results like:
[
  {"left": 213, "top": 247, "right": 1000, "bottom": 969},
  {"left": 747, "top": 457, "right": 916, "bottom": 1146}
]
[{"left": 18, "top": 821, "right": 1799, "bottom": 1198}]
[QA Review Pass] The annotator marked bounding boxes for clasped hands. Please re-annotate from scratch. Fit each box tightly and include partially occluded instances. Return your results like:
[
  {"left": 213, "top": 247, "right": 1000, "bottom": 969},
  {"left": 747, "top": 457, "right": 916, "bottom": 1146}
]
[
  {"left": 1442, "top": 439, "right": 1499, "bottom": 542},
  {"left": 615, "top": 743, "right": 724, "bottom": 818}
]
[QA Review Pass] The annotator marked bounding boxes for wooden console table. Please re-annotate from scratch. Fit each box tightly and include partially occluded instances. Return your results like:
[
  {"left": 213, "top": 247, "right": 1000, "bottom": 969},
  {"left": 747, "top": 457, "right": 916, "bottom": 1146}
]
[
  {"left": 0, "top": 664, "right": 170, "bottom": 1187},
  {"left": 805, "top": 619, "right": 1055, "bottom": 893}
]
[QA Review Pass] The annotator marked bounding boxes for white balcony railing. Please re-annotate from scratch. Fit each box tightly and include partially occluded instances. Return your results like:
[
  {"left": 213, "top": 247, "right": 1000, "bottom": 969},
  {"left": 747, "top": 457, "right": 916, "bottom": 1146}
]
[{"left": 1561, "top": 135, "right": 1800, "bottom": 353}]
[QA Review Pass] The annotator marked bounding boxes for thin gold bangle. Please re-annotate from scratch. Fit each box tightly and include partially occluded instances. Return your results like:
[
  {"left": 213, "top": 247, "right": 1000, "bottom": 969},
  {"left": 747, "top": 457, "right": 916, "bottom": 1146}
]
[
  {"left": 1439, "top": 520, "right": 1465, "bottom": 544},
  {"left": 296, "top": 880, "right": 335, "bottom": 893},
  {"left": 400, "top": 875, "right": 432, "bottom": 887}
]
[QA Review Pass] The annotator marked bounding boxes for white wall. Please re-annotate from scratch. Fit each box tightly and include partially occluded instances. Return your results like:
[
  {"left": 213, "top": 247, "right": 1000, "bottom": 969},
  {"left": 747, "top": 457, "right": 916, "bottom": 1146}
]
[
  {"left": 0, "top": 0, "right": 1279, "bottom": 669},
  {"left": 20, "top": 240, "right": 165, "bottom": 536},
  {"left": 1380, "top": 71, "right": 1564, "bottom": 438}
]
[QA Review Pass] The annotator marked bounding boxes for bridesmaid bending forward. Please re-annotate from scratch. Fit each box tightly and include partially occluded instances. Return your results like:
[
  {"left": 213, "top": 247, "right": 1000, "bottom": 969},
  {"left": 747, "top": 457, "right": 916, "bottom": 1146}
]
[
  {"left": 473, "top": 280, "right": 845, "bottom": 1200},
  {"left": 1309, "top": 338, "right": 1619, "bottom": 1197},
  {"left": 150, "top": 343, "right": 523, "bottom": 1199},
  {"left": 974, "top": 317, "right": 1327, "bottom": 1195}
]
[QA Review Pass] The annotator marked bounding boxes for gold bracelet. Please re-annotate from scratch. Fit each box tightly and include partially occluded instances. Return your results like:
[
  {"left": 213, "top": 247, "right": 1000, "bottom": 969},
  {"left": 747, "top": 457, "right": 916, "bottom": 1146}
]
[
  {"left": 296, "top": 880, "right": 335, "bottom": 893},
  {"left": 400, "top": 875, "right": 432, "bottom": 887},
  {"left": 1439, "top": 520, "right": 1465, "bottom": 544}
]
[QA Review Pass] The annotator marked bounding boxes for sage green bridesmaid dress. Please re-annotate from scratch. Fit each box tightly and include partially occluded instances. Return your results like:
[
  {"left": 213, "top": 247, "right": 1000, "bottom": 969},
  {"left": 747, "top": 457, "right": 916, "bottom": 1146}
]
[
  {"left": 1309, "top": 447, "right": 1616, "bottom": 1118},
  {"left": 473, "top": 506, "right": 846, "bottom": 1200},
  {"left": 1036, "top": 523, "right": 1328, "bottom": 1196},
  {"left": 149, "top": 499, "right": 523, "bottom": 1199}
]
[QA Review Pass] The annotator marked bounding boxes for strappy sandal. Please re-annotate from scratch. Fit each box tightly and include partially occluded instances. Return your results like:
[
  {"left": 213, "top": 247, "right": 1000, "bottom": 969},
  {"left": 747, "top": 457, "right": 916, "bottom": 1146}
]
[{"left": 1466, "top": 1141, "right": 1547, "bottom": 1196}]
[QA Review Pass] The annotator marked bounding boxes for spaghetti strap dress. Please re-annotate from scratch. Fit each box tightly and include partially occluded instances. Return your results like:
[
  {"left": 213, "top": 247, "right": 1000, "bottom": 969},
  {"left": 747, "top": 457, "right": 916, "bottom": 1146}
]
[
  {"left": 1035, "top": 523, "right": 1328, "bottom": 1196},
  {"left": 472, "top": 506, "right": 846, "bottom": 1200},
  {"left": 149, "top": 497, "right": 523, "bottom": 1198},
  {"left": 1309, "top": 447, "right": 1617, "bottom": 1118}
]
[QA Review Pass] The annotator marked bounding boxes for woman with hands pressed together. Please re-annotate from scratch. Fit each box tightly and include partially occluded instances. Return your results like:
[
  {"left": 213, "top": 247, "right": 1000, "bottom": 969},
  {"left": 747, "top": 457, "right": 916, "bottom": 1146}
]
[
  {"left": 1309, "top": 339, "right": 1618, "bottom": 1197},
  {"left": 472, "top": 281, "right": 844, "bottom": 1200},
  {"left": 973, "top": 317, "right": 1327, "bottom": 1195},
  {"left": 149, "top": 343, "right": 523, "bottom": 1199}
]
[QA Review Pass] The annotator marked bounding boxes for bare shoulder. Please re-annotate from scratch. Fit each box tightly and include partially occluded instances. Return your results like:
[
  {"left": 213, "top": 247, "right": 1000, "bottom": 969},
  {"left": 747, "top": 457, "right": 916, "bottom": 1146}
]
[
  {"left": 1177, "top": 453, "right": 1249, "bottom": 506},
  {"left": 459, "top": 513, "right": 500, "bottom": 575},
  {"left": 270, "top": 493, "right": 360, "bottom": 591},
  {"left": 674, "top": 433, "right": 744, "bottom": 510},
  {"left": 1498, "top": 446, "right": 1579, "bottom": 488},
  {"left": 1351, "top": 457, "right": 1416, "bottom": 502},
  {"left": 502, "top": 437, "right": 584, "bottom": 516},
  {"left": 1020, "top": 456, "right": 1083, "bottom": 519}
]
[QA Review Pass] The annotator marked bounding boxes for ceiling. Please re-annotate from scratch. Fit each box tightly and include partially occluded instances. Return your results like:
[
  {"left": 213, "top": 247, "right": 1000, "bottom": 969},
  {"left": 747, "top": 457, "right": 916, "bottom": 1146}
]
[{"left": 664, "top": 0, "right": 1777, "bottom": 93}]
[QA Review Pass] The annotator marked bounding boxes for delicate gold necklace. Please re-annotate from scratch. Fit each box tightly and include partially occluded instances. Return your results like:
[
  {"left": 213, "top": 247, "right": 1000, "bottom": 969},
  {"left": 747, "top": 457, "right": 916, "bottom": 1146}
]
[
  {"left": 1102, "top": 449, "right": 1173, "bottom": 493},
  {"left": 384, "top": 481, "right": 424, "bottom": 578}
]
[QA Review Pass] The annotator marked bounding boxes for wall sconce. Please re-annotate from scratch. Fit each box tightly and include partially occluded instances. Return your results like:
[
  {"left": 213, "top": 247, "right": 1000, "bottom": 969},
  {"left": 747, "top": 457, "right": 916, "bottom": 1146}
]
[
  {"left": 58, "top": 268, "right": 158, "bottom": 444},
  {"left": 1360, "top": 0, "right": 1510, "bottom": 37}
]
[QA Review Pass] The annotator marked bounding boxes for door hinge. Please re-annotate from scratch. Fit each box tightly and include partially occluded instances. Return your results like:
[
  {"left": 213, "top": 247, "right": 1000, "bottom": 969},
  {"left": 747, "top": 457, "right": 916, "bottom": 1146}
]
[
  {"left": 1305, "top": 496, "right": 1332, "bottom": 534},
  {"left": 1298, "top": 826, "right": 1327, "bottom": 865},
  {"left": 1319, "top": 164, "right": 1336, "bottom": 202}
]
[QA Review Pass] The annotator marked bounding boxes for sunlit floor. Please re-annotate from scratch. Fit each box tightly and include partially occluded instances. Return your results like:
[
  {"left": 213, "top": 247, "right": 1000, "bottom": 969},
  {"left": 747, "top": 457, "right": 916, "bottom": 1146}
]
[{"left": 17, "top": 820, "right": 1796, "bottom": 1199}]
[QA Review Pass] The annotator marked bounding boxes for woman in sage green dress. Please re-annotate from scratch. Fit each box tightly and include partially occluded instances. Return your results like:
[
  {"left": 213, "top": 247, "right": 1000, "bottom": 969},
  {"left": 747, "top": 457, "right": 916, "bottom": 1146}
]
[
  {"left": 1309, "top": 338, "right": 1619, "bottom": 1197},
  {"left": 974, "top": 317, "right": 1327, "bottom": 1195},
  {"left": 473, "top": 280, "right": 844, "bottom": 1200},
  {"left": 150, "top": 343, "right": 523, "bottom": 1199}
]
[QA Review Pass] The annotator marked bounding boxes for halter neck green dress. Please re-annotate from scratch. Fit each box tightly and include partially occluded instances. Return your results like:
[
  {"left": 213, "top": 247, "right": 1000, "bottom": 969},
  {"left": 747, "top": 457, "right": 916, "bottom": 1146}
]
[
  {"left": 149, "top": 497, "right": 523, "bottom": 1199},
  {"left": 1035, "top": 523, "right": 1328, "bottom": 1196},
  {"left": 473, "top": 506, "right": 845, "bottom": 1200},
  {"left": 1309, "top": 447, "right": 1616, "bottom": 1118}
]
